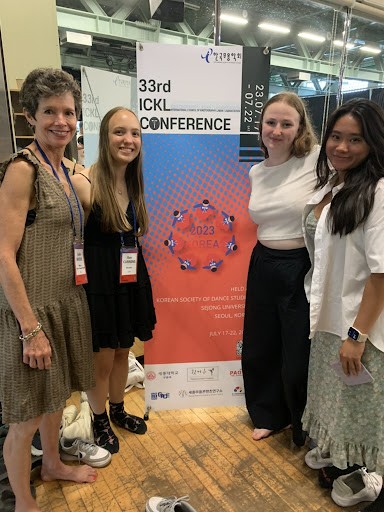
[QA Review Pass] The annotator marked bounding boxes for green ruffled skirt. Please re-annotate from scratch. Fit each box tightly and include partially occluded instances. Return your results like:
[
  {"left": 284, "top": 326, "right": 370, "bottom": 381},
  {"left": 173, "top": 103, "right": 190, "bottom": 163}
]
[{"left": 302, "top": 331, "right": 384, "bottom": 474}]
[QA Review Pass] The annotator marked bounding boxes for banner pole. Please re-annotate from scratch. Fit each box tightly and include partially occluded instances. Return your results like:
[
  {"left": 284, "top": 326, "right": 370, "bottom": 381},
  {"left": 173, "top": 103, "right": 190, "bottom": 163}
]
[{"left": 214, "top": 0, "right": 221, "bottom": 46}]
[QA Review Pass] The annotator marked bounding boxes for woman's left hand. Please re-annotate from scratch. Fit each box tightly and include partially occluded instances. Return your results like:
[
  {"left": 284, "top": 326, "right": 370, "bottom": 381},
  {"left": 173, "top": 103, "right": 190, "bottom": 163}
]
[
  {"left": 339, "top": 338, "right": 365, "bottom": 376},
  {"left": 22, "top": 330, "right": 52, "bottom": 370}
]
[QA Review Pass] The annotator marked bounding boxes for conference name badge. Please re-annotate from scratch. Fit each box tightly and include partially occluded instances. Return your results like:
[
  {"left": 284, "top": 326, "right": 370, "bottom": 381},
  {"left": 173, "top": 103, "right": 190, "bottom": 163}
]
[
  {"left": 73, "top": 241, "right": 88, "bottom": 285},
  {"left": 120, "top": 247, "right": 138, "bottom": 283}
]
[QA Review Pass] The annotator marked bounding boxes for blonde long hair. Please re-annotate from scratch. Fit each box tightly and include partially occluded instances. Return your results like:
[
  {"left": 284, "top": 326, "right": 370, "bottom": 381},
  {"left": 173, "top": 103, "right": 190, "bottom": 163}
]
[{"left": 90, "top": 107, "right": 148, "bottom": 235}]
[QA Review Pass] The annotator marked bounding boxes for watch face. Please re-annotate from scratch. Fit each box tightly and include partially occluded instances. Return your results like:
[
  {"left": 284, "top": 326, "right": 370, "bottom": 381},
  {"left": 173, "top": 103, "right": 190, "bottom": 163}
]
[{"left": 348, "top": 327, "right": 359, "bottom": 340}]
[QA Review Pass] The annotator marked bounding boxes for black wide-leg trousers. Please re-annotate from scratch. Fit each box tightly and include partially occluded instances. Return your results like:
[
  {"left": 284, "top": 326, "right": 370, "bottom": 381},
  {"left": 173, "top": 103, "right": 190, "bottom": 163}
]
[{"left": 241, "top": 242, "right": 311, "bottom": 443}]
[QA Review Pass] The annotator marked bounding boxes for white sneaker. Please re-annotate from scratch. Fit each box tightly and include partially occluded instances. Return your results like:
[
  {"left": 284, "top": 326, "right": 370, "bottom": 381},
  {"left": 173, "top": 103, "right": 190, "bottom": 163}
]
[
  {"left": 305, "top": 447, "right": 333, "bottom": 469},
  {"left": 60, "top": 437, "right": 111, "bottom": 468},
  {"left": 59, "top": 405, "right": 78, "bottom": 438},
  {"left": 331, "top": 467, "right": 383, "bottom": 507},
  {"left": 146, "top": 496, "right": 197, "bottom": 512}
]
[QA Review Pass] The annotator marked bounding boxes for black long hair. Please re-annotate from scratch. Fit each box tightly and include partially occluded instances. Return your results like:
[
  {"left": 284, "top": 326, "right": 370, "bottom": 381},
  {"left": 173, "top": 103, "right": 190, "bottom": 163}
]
[{"left": 316, "top": 98, "right": 384, "bottom": 236}]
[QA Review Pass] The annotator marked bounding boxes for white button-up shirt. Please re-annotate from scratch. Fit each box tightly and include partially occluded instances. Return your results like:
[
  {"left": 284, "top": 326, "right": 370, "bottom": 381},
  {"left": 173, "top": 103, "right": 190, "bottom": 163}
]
[{"left": 303, "top": 178, "right": 384, "bottom": 352}]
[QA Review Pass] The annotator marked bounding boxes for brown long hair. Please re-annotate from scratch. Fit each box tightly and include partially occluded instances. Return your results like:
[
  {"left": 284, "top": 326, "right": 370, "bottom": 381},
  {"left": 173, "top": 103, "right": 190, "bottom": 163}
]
[
  {"left": 260, "top": 92, "right": 317, "bottom": 158},
  {"left": 90, "top": 107, "right": 148, "bottom": 235}
]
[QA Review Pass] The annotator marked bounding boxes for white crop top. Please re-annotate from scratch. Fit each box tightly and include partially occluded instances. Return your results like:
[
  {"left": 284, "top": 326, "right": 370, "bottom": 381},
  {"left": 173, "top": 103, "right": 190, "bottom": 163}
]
[{"left": 248, "top": 146, "right": 319, "bottom": 241}]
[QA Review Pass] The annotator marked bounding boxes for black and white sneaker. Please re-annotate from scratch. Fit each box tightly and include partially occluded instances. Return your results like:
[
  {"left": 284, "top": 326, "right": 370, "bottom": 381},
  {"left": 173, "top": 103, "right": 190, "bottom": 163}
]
[{"left": 31, "top": 431, "right": 43, "bottom": 457}]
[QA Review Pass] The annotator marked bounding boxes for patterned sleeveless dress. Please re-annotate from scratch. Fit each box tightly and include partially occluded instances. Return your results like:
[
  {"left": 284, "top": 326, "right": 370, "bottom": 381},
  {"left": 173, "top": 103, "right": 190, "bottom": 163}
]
[{"left": 0, "top": 151, "right": 94, "bottom": 423}]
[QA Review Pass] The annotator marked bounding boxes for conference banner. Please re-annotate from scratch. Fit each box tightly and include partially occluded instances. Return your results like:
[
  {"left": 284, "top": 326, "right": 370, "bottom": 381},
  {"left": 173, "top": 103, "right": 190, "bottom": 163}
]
[
  {"left": 80, "top": 66, "right": 136, "bottom": 166},
  {"left": 137, "top": 43, "right": 270, "bottom": 412}
]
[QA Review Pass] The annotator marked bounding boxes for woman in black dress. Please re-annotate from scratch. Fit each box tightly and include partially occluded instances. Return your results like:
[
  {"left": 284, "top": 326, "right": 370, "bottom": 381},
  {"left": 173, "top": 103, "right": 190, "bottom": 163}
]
[{"left": 72, "top": 107, "right": 156, "bottom": 453}]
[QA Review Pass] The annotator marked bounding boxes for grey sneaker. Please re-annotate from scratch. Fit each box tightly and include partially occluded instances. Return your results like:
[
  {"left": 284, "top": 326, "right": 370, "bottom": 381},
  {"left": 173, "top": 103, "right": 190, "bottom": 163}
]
[
  {"left": 146, "top": 496, "right": 197, "bottom": 512},
  {"left": 60, "top": 437, "right": 111, "bottom": 468},
  {"left": 305, "top": 447, "right": 333, "bottom": 469}
]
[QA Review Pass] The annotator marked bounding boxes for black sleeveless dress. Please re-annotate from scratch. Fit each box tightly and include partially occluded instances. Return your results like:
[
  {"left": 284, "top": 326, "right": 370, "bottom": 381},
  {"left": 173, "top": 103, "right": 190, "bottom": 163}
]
[{"left": 84, "top": 202, "right": 156, "bottom": 351}]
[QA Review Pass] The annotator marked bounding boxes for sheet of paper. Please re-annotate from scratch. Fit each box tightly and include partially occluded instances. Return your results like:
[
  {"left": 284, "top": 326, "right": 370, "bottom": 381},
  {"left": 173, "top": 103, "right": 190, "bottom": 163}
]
[{"left": 331, "top": 361, "right": 374, "bottom": 386}]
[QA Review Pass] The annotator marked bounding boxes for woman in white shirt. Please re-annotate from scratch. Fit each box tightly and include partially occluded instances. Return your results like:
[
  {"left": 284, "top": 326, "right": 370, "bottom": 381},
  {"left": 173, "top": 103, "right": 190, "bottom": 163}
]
[
  {"left": 303, "top": 99, "right": 384, "bottom": 508},
  {"left": 242, "top": 92, "right": 318, "bottom": 446}
]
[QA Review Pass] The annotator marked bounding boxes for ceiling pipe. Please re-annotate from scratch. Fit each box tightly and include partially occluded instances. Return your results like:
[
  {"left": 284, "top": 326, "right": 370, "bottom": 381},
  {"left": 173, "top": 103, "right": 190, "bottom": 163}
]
[
  {"left": 312, "top": 0, "right": 384, "bottom": 23},
  {"left": 358, "top": 0, "right": 384, "bottom": 8},
  {"left": 321, "top": 0, "right": 356, "bottom": 6}
]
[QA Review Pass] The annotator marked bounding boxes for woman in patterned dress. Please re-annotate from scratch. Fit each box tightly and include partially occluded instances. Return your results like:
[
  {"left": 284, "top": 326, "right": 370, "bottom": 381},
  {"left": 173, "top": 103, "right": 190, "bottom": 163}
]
[{"left": 0, "top": 68, "right": 96, "bottom": 512}]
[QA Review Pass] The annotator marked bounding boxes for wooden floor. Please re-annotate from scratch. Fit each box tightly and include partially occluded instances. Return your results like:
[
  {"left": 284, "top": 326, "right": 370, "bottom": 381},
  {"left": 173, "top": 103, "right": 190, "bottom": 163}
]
[{"left": 34, "top": 389, "right": 364, "bottom": 512}]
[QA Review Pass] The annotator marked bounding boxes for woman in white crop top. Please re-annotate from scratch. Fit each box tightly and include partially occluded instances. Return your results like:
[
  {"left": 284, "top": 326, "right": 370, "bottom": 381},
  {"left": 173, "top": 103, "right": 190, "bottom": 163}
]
[{"left": 241, "top": 92, "right": 319, "bottom": 446}]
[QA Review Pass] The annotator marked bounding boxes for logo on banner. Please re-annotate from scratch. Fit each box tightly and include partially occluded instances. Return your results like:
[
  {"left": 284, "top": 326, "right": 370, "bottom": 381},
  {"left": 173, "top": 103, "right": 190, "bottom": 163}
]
[
  {"left": 113, "top": 75, "right": 130, "bottom": 88},
  {"left": 146, "top": 371, "right": 156, "bottom": 381},
  {"left": 151, "top": 392, "right": 170, "bottom": 400},
  {"left": 158, "top": 370, "right": 179, "bottom": 380},
  {"left": 201, "top": 48, "right": 242, "bottom": 64},
  {"left": 178, "top": 388, "right": 223, "bottom": 397},
  {"left": 187, "top": 366, "right": 218, "bottom": 381},
  {"left": 232, "top": 386, "right": 244, "bottom": 395},
  {"left": 163, "top": 198, "right": 239, "bottom": 273}
]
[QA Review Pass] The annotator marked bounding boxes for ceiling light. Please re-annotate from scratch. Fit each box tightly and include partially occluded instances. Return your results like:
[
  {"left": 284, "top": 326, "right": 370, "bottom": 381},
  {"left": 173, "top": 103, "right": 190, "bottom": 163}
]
[
  {"left": 298, "top": 32, "right": 326, "bottom": 43},
  {"left": 360, "top": 45, "right": 381, "bottom": 54},
  {"left": 220, "top": 13, "right": 248, "bottom": 25},
  {"left": 258, "top": 22, "right": 290, "bottom": 34},
  {"left": 333, "top": 40, "right": 355, "bottom": 50}
]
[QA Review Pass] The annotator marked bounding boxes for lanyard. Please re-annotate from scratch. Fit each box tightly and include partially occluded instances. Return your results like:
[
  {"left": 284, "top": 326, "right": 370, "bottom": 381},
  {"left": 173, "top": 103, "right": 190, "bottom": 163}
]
[
  {"left": 120, "top": 200, "right": 138, "bottom": 248},
  {"left": 34, "top": 139, "right": 84, "bottom": 240}
]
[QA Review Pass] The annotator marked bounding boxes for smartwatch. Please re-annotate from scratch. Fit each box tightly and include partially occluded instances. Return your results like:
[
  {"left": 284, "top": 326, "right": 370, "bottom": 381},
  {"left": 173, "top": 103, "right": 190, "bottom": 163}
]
[{"left": 348, "top": 326, "right": 368, "bottom": 343}]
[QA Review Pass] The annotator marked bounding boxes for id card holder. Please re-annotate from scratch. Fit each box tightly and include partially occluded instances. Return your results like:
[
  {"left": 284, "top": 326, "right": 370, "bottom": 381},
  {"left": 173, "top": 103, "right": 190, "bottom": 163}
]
[
  {"left": 120, "top": 247, "right": 138, "bottom": 283},
  {"left": 73, "top": 241, "right": 88, "bottom": 285}
]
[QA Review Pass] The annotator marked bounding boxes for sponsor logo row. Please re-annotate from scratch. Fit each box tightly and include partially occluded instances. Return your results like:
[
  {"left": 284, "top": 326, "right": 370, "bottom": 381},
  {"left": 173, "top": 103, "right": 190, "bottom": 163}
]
[
  {"left": 146, "top": 367, "right": 242, "bottom": 382},
  {"left": 150, "top": 386, "right": 244, "bottom": 401}
]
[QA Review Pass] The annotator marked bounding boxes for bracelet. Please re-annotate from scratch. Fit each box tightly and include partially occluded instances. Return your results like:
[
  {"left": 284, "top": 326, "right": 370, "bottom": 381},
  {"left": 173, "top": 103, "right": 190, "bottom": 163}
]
[{"left": 19, "top": 322, "right": 42, "bottom": 342}]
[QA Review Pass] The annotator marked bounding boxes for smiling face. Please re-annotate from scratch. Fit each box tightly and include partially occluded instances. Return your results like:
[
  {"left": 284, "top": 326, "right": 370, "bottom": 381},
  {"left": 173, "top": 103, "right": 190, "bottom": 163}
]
[
  {"left": 261, "top": 101, "right": 301, "bottom": 161},
  {"left": 25, "top": 93, "right": 77, "bottom": 151},
  {"left": 108, "top": 110, "right": 142, "bottom": 168},
  {"left": 326, "top": 114, "right": 370, "bottom": 182}
]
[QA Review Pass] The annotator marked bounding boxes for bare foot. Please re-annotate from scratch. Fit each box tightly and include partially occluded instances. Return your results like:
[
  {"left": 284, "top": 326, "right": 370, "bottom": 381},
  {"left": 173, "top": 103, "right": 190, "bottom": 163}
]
[
  {"left": 41, "top": 461, "right": 97, "bottom": 483},
  {"left": 15, "top": 500, "right": 42, "bottom": 512},
  {"left": 252, "top": 428, "right": 274, "bottom": 441}
]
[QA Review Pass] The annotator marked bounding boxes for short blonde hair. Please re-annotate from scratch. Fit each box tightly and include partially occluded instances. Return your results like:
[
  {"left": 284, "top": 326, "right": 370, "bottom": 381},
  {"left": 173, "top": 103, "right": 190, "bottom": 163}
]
[{"left": 260, "top": 92, "right": 317, "bottom": 158}]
